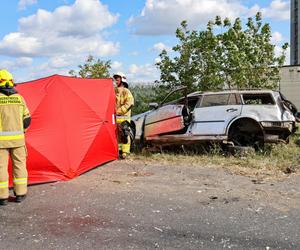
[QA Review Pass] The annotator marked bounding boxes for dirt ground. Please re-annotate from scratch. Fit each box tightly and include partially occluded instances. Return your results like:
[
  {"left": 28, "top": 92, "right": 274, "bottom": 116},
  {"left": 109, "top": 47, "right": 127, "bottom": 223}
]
[{"left": 0, "top": 158, "right": 300, "bottom": 249}]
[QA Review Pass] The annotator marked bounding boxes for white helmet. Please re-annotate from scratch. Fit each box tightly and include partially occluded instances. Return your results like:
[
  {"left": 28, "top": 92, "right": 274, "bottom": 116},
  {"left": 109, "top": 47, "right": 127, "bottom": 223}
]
[{"left": 113, "top": 72, "right": 127, "bottom": 83}]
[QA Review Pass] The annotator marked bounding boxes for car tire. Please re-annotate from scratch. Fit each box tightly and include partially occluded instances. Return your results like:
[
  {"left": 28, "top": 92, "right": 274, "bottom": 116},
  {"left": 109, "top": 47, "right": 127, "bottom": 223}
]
[{"left": 228, "top": 119, "right": 264, "bottom": 150}]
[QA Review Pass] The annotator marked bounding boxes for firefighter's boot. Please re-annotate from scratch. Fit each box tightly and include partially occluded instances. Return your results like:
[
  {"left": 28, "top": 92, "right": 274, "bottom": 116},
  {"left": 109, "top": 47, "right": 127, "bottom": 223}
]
[
  {"left": 0, "top": 199, "right": 8, "bottom": 206},
  {"left": 15, "top": 195, "right": 26, "bottom": 203}
]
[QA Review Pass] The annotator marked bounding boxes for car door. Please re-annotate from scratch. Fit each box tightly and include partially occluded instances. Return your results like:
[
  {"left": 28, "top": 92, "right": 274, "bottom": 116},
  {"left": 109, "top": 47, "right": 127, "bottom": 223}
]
[
  {"left": 191, "top": 93, "right": 242, "bottom": 135},
  {"left": 144, "top": 104, "right": 186, "bottom": 137},
  {"left": 144, "top": 87, "right": 189, "bottom": 138}
]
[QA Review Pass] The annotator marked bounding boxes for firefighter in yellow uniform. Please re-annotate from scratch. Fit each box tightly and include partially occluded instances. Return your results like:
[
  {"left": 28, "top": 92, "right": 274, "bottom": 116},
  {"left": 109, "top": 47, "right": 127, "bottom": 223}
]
[
  {"left": 113, "top": 72, "right": 134, "bottom": 159},
  {"left": 0, "top": 70, "right": 31, "bottom": 206}
]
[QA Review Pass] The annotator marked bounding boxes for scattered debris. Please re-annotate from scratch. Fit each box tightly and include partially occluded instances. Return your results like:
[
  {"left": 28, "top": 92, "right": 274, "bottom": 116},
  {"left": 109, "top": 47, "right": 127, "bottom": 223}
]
[
  {"left": 283, "top": 165, "right": 297, "bottom": 174},
  {"left": 223, "top": 197, "right": 240, "bottom": 204},
  {"left": 154, "top": 227, "right": 163, "bottom": 232},
  {"left": 251, "top": 179, "right": 265, "bottom": 184},
  {"left": 129, "top": 171, "right": 154, "bottom": 177}
]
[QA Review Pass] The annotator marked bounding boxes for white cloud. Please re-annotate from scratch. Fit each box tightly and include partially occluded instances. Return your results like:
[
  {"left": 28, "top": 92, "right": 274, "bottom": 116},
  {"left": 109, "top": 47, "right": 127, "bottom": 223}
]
[
  {"left": 18, "top": 0, "right": 37, "bottom": 10},
  {"left": 260, "top": 0, "right": 290, "bottom": 21},
  {"left": 0, "top": 57, "right": 33, "bottom": 71},
  {"left": 17, "top": 57, "right": 33, "bottom": 67},
  {"left": 128, "top": 0, "right": 290, "bottom": 35},
  {"left": 128, "top": 0, "right": 249, "bottom": 35},
  {"left": 23, "top": 62, "right": 71, "bottom": 82},
  {"left": 154, "top": 57, "right": 161, "bottom": 64},
  {"left": 48, "top": 54, "right": 78, "bottom": 69},
  {"left": 247, "top": 4, "right": 261, "bottom": 17},
  {"left": 0, "top": 0, "right": 119, "bottom": 58},
  {"left": 274, "top": 45, "right": 290, "bottom": 65},
  {"left": 153, "top": 42, "right": 171, "bottom": 52},
  {"left": 129, "top": 64, "right": 139, "bottom": 74},
  {"left": 128, "top": 63, "right": 160, "bottom": 83},
  {"left": 111, "top": 61, "right": 123, "bottom": 71},
  {"left": 271, "top": 31, "right": 283, "bottom": 44}
]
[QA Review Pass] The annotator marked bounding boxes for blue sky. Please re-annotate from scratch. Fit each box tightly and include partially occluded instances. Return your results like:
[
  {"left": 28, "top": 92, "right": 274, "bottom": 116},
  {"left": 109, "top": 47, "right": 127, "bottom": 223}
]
[{"left": 0, "top": 0, "right": 291, "bottom": 83}]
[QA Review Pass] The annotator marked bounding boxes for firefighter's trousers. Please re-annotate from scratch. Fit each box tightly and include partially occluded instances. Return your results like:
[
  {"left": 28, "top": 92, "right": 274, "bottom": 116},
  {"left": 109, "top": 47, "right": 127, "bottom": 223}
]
[
  {"left": 116, "top": 116, "right": 131, "bottom": 156},
  {"left": 0, "top": 146, "right": 28, "bottom": 199}
]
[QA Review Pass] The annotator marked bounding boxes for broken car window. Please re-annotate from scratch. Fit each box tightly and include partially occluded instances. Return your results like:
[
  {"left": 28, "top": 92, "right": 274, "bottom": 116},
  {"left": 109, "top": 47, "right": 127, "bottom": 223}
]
[
  {"left": 200, "top": 94, "right": 230, "bottom": 107},
  {"left": 242, "top": 93, "right": 275, "bottom": 105}
]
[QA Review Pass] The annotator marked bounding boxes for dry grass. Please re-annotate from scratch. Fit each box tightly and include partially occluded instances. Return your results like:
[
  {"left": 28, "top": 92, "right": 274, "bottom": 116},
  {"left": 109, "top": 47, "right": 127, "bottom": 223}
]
[{"left": 133, "top": 135, "right": 300, "bottom": 178}]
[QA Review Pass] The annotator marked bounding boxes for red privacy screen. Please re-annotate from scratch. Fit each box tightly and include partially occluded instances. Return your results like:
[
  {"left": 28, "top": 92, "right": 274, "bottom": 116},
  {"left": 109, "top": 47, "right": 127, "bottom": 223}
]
[{"left": 11, "top": 74, "right": 117, "bottom": 185}]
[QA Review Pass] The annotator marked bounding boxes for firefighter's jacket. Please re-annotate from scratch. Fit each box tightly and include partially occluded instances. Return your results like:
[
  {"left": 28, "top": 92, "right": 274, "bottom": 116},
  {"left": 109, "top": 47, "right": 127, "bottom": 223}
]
[
  {"left": 0, "top": 89, "right": 30, "bottom": 148},
  {"left": 115, "top": 87, "right": 134, "bottom": 118}
]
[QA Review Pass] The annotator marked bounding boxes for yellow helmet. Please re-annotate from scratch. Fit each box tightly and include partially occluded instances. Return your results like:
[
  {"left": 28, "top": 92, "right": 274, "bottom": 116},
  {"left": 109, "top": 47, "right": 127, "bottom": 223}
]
[{"left": 0, "top": 69, "right": 14, "bottom": 88}]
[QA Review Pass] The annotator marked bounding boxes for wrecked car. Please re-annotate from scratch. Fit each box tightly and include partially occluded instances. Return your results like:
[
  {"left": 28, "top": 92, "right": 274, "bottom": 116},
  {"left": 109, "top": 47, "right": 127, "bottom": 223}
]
[{"left": 131, "top": 87, "right": 298, "bottom": 149}]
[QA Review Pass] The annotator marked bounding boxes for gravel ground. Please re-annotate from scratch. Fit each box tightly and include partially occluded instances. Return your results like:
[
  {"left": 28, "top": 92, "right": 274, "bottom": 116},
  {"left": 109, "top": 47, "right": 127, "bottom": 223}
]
[{"left": 0, "top": 158, "right": 299, "bottom": 250}]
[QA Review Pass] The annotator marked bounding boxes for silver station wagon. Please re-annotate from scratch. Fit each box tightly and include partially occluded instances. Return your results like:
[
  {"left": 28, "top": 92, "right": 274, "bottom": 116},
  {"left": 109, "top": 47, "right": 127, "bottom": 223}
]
[{"left": 131, "top": 88, "right": 299, "bottom": 149}]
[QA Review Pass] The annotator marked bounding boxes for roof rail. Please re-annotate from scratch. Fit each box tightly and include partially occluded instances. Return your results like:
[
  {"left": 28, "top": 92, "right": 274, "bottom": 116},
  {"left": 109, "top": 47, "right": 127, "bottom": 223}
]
[{"left": 221, "top": 88, "right": 276, "bottom": 91}]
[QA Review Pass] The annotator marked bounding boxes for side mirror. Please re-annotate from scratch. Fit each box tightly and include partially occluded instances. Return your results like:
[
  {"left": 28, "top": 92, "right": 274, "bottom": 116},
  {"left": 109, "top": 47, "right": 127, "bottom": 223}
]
[{"left": 149, "top": 102, "right": 159, "bottom": 109}]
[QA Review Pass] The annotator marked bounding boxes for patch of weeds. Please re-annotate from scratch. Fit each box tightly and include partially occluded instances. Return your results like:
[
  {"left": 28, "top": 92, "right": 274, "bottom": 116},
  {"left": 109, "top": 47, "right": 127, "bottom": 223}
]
[{"left": 133, "top": 136, "right": 300, "bottom": 174}]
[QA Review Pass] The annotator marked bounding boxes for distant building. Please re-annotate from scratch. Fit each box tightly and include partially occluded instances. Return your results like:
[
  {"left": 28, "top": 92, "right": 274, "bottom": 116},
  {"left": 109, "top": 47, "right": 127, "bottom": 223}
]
[
  {"left": 279, "top": 65, "right": 300, "bottom": 109},
  {"left": 291, "top": 0, "right": 300, "bottom": 65},
  {"left": 280, "top": 2, "right": 300, "bottom": 110}
]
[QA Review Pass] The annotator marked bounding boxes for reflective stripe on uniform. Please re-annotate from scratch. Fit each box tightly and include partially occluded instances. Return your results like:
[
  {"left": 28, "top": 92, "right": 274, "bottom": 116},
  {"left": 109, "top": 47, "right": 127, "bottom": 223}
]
[
  {"left": 0, "top": 134, "right": 24, "bottom": 141},
  {"left": 122, "top": 143, "right": 130, "bottom": 154},
  {"left": 116, "top": 116, "right": 131, "bottom": 119},
  {"left": 13, "top": 178, "right": 27, "bottom": 185},
  {"left": 0, "top": 131, "right": 23, "bottom": 136},
  {"left": 0, "top": 130, "right": 24, "bottom": 140},
  {"left": 116, "top": 116, "right": 131, "bottom": 124},
  {"left": 0, "top": 181, "right": 8, "bottom": 189}
]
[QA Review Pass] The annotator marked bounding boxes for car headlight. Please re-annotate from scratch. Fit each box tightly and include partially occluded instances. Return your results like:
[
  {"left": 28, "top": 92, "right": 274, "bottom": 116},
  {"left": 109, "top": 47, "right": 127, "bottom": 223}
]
[{"left": 261, "top": 121, "right": 275, "bottom": 127}]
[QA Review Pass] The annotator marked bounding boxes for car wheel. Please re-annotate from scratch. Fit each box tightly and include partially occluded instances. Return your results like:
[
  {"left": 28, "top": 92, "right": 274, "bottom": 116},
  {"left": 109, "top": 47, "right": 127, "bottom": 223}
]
[{"left": 228, "top": 119, "right": 264, "bottom": 150}]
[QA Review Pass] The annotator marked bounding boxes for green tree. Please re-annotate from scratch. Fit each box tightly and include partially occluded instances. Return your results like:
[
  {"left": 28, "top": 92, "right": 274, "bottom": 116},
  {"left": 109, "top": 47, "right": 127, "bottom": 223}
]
[
  {"left": 131, "top": 84, "right": 157, "bottom": 115},
  {"left": 69, "top": 55, "right": 111, "bottom": 78},
  {"left": 156, "top": 13, "right": 288, "bottom": 95}
]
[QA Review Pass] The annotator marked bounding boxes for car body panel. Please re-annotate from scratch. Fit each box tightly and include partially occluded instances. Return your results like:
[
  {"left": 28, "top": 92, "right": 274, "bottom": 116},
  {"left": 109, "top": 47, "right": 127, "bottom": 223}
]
[
  {"left": 191, "top": 105, "right": 242, "bottom": 135},
  {"left": 144, "top": 104, "right": 185, "bottom": 137},
  {"left": 133, "top": 111, "right": 151, "bottom": 140}
]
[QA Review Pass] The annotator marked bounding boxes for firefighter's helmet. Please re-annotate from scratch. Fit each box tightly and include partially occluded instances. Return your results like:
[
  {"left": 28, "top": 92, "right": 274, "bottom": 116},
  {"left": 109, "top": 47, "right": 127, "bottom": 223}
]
[
  {"left": 0, "top": 70, "right": 14, "bottom": 88},
  {"left": 113, "top": 72, "right": 128, "bottom": 88},
  {"left": 113, "top": 72, "right": 127, "bottom": 82}
]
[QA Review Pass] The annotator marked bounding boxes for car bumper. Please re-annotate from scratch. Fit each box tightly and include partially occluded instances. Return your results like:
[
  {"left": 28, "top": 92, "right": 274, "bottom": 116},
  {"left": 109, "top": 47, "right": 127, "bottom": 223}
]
[{"left": 262, "top": 122, "right": 296, "bottom": 143}]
